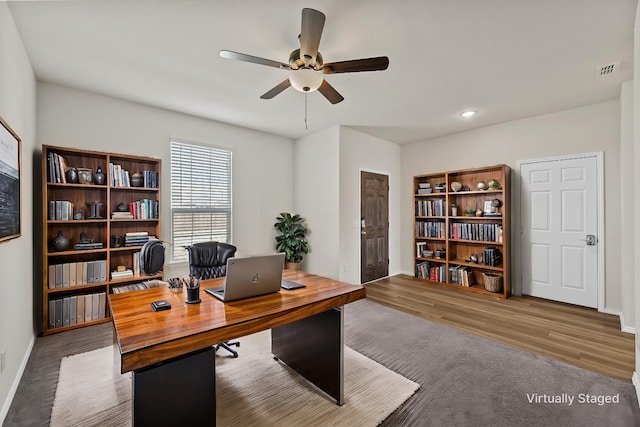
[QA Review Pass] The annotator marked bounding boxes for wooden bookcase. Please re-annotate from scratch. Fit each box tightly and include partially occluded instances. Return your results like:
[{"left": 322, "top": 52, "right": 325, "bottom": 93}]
[
  {"left": 42, "top": 145, "right": 162, "bottom": 335},
  {"left": 413, "top": 164, "right": 511, "bottom": 298}
]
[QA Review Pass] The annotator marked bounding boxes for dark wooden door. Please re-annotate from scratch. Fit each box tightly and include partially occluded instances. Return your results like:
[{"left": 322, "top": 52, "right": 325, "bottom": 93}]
[{"left": 361, "top": 172, "right": 389, "bottom": 283}]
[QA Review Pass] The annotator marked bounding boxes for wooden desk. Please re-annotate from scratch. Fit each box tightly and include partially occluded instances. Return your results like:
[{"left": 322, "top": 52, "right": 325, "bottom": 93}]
[{"left": 109, "top": 270, "right": 366, "bottom": 426}]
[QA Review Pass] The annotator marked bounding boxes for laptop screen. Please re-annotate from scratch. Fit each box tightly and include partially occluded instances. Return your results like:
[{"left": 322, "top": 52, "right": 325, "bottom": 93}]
[{"left": 206, "top": 253, "right": 285, "bottom": 302}]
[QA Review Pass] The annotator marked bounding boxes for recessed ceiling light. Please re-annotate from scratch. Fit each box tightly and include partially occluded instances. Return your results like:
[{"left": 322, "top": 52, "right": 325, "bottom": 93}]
[{"left": 460, "top": 110, "right": 477, "bottom": 118}]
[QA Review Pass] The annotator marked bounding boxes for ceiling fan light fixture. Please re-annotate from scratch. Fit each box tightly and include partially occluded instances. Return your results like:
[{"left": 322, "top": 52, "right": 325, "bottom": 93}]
[{"left": 289, "top": 68, "right": 323, "bottom": 92}]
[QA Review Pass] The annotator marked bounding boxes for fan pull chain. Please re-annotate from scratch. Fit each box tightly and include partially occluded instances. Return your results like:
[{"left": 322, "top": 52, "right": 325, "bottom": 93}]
[{"left": 304, "top": 93, "right": 309, "bottom": 130}]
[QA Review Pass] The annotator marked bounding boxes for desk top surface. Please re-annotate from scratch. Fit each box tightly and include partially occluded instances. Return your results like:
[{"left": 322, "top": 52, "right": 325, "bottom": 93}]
[{"left": 109, "top": 269, "right": 366, "bottom": 372}]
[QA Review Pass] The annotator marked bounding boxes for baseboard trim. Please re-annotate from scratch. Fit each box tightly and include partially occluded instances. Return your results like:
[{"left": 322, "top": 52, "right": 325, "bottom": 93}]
[
  {"left": 633, "top": 372, "right": 640, "bottom": 409},
  {"left": 602, "top": 307, "right": 636, "bottom": 334},
  {"left": 0, "top": 335, "right": 35, "bottom": 425}
]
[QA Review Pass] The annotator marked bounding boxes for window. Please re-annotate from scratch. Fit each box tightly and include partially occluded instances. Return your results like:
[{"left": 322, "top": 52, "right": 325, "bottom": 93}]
[{"left": 170, "top": 141, "right": 232, "bottom": 262}]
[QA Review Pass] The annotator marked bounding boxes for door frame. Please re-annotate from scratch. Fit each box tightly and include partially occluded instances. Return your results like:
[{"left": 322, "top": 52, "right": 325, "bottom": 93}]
[
  {"left": 515, "top": 152, "right": 605, "bottom": 311},
  {"left": 359, "top": 168, "right": 390, "bottom": 284}
]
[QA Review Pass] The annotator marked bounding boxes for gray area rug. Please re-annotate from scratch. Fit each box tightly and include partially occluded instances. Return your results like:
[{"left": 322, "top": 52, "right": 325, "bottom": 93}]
[
  {"left": 50, "top": 330, "right": 418, "bottom": 426},
  {"left": 344, "top": 299, "right": 640, "bottom": 427}
]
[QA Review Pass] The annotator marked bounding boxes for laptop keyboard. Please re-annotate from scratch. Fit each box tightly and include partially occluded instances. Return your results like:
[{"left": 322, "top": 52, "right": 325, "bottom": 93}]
[{"left": 205, "top": 286, "right": 224, "bottom": 295}]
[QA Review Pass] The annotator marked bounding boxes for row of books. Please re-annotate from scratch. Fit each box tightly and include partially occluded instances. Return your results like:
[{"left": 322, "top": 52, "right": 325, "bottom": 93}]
[
  {"left": 111, "top": 268, "right": 134, "bottom": 279},
  {"left": 416, "top": 261, "right": 446, "bottom": 282},
  {"left": 449, "top": 265, "right": 477, "bottom": 287},
  {"left": 110, "top": 162, "right": 131, "bottom": 187},
  {"left": 450, "top": 223, "right": 503, "bottom": 242},
  {"left": 111, "top": 211, "right": 134, "bottom": 219},
  {"left": 48, "top": 260, "right": 107, "bottom": 288},
  {"left": 110, "top": 162, "right": 159, "bottom": 188},
  {"left": 416, "top": 182, "right": 433, "bottom": 194},
  {"left": 415, "top": 221, "right": 445, "bottom": 238},
  {"left": 128, "top": 199, "right": 159, "bottom": 219},
  {"left": 415, "top": 199, "right": 446, "bottom": 216},
  {"left": 125, "top": 231, "right": 150, "bottom": 247},
  {"left": 112, "top": 282, "right": 149, "bottom": 293},
  {"left": 47, "top": 152, "right": 69, "bottom": 183},
  {"left": 48, "top": 200, "right": 74, "bottom": 221},
  {"left": 48, "top": 292, "right": 106, "bottom": 329},
  {"left": 484, "top": 247, "right": 502, "bottom": 267},
  {"left": 139, "top": 169, "right": 159, "bottom": 188}
]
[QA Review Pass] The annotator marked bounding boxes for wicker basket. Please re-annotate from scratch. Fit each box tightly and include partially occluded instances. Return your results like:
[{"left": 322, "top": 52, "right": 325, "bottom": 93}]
[{"left": 482, "top": 273, "right": 503, "bottom": 293}]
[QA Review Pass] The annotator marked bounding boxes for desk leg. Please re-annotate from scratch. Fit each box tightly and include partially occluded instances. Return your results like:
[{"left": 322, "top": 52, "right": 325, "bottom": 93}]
[
  {"left": 272, "top": 306, "right": 344, "bottom": 405},
  {"left": 132, "top": 347, "right": 216, "bottom": 426}
]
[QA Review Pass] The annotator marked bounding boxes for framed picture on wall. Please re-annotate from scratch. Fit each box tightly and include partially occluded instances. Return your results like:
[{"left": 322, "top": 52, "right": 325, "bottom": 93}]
[{"left": 0, "top": 116, "right": 21, "bottom": 242}]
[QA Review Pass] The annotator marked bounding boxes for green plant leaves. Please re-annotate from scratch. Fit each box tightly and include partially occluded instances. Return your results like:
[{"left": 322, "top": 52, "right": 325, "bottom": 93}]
[{"left": 274, "top": 212, "right": 309, "bottom": 263}]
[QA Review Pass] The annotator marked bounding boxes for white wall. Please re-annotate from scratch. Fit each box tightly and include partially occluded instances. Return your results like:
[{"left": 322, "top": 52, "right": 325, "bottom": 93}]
[
  {"left": 37, "top": 83, "right": 294, "bottom": 273},
  {"left": 402, "top": 101, "right": 622, "bottom": 313},
  {"left": 633, "top": 0, "right": 640, "bottom": 392},
  {"left": 620, "top": 80, "right": 635, "bottom": 330},
  {"left": 293, "top": 127, "right": 340, "bottom": 278},
  {"left": 0, "top": 3, "right": 37, "bottom": 423},
  {"left": 338, "top": 127, "right": 402, "bottom": 284}
]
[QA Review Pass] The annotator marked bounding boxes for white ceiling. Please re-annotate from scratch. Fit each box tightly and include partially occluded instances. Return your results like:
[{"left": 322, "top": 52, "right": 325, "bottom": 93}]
[{"left": 7, "top": 0, "right": 636, "bottom": 144}]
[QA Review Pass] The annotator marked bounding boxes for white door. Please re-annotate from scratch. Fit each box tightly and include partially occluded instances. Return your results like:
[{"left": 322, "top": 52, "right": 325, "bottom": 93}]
[{"left": 520, "top": 155, "right": 600, "bottom": 308}]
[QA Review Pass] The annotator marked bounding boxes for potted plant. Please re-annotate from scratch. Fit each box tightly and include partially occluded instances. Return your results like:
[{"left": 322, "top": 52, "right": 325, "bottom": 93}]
[
  {"left": 274, "top": 212, "right": 309, "bottom": 270},
  {"left": 465, "top": 206, "right": 476, "bottom": 217}
]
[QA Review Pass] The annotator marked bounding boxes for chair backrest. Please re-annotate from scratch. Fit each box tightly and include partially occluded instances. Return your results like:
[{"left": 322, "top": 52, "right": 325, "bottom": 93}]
[
  {"left": 186, "top": 241, "right": 237, "bottom": 279},
  {"left": 140, "top": 239, "right": 165, "bottom": 276}
]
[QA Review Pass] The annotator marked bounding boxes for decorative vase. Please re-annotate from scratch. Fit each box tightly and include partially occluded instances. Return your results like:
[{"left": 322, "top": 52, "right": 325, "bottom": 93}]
[
  {"left": 52, "top": 231, "right": 70, "bottom": 251},
  {"left": 65, "top": 167, "right": 79, "bottom": 183},
  {"left": 285, "top": 261, "right": 301, "bottom": 271},
  {"left": 130, "top": 173, "right": 143, "bottom": 187},
  {"left": 93, "top": 167, "right": 106, "bottom": 185}
]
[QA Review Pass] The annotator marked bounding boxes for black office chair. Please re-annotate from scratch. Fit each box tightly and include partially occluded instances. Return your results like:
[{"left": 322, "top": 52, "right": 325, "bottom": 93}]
[{"left": 186, "top": 241, "right": 240, "bottom": 358}]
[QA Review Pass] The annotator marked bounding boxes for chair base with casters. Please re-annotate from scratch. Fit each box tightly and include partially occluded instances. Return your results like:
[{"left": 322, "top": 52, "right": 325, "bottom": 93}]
[{"left": 216, "top": 340, "right": 240, "bottom": 358}]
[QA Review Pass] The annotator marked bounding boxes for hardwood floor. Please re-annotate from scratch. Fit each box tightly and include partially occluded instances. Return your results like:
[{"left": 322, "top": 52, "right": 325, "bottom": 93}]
[{"left": 365, "top": 274, "right": 636, "bottom": 383}]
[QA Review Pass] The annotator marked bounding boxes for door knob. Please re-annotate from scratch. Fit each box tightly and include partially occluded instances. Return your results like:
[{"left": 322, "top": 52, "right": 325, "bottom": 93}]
[{"left": 581, "top": 235, "right": 597, "bottom": 246}]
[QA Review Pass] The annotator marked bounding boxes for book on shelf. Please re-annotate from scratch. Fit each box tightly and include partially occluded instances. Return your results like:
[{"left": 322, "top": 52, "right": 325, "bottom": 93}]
[
  {"left": 48, "top": 152, "right": 70, "bottom": 183},
  {"left": 49, "top": 200, "right": 74, "bottom": 220},
  {"left": 112, "top": 211, "right": 134, "bottom": 219},
  {"left": 125, "top": 231, "right": 149, "bottom": 237},
  {"left": 73, "top": 242, "right": 104, "bottom": 250},
  {"left": 112, "top": 282, "right": 150, "bottom": 293},
  {"left": 128, "top": 199, "right": 159, "bottom": 219},
  {"left": 84, "top": 294, "right": 92, "bottom": 322},
  {"left": 109, "top": 162, "right": 131, "bottom": 187},
  {"left": 49, "top": 260, "right": 106, "bottom": 286},
  {"left": 111, "top": 268, "right": 134, "bottom": 279}
]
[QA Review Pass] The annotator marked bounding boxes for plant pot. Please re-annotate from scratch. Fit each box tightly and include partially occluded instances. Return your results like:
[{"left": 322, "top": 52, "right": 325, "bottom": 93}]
[{"left": 285, "top": 262, "right": 301, "bottom": 271}]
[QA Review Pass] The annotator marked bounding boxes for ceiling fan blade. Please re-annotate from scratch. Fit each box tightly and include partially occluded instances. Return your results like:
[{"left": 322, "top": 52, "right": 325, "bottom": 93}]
[
  {"left": 300, "top": 8, "right": 325, "bottom": 66},
  {"left": 220, "top": 50, "right": 291, "bottom": 70},
  {"left": 260, "top": 79, "right": 292, "bottom": 99},
  {"left": 322, "top": 56, "right": 390, "bottom": 74},
  {"left": 317, "top": 80, "right": 344, "bottom": 104}
]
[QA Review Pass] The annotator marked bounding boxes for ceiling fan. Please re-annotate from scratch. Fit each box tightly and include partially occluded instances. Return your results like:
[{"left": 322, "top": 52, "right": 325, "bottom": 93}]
[{"left": 219, "top": 8, "right": 389, "bottom": 104}]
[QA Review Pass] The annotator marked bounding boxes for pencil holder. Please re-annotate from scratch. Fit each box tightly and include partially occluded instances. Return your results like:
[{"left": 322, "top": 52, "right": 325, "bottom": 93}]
[{"left": 185, "top": 277, "right": 201, "bottom": 304}]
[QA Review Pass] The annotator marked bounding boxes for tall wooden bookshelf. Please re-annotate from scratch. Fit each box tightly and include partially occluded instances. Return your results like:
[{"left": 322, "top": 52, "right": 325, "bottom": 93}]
[
  {"left": 42, "top": 145, "right": 162, "bottom": 335},
  {"left": 413, "top": 164, "right": 511, "bottom": 298}
]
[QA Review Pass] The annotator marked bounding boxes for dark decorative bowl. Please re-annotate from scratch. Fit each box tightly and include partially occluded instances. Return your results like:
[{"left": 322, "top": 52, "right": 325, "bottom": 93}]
[{"left": 130, "top": 173, "right": 143, "bottom": 187}]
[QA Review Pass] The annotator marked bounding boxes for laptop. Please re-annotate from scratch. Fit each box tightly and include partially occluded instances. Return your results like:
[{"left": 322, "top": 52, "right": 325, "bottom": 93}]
[{"left": 204, "top": 253, "right": 285, "bottom": 302}]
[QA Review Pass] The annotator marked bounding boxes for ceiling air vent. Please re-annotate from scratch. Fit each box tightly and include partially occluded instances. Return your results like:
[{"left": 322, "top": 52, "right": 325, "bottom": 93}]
[{"left": 597, "top": 62, "right": 620, "bottom": 77}]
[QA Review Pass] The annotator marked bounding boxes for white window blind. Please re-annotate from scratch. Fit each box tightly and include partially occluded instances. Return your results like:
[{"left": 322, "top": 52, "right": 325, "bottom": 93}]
[{"left": 170, "top": 141, "right": 232, "bottom": 262}]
